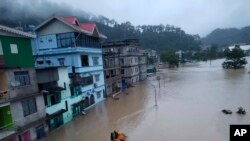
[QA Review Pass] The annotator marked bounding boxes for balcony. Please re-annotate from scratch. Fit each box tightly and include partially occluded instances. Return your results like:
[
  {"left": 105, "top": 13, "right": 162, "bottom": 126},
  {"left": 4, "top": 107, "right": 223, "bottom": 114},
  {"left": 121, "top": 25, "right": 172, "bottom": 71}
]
[
  {"left": 70, "top": 75, "right": 93, "bottom": 87},
  {"left": 46, "top": 102, "right": 65, "bottom": 115},
  {"left": 104, "top": 63, "right": 120, "bottom": 69},
  {"left": 106, "top": 75, "right": 122, "bottom": 85},
  {"left": 0, "top": 124, "right": 16, "bottom": 141},
  {"left": 75, "top": 66, "right": 103, "bottom": 73}
]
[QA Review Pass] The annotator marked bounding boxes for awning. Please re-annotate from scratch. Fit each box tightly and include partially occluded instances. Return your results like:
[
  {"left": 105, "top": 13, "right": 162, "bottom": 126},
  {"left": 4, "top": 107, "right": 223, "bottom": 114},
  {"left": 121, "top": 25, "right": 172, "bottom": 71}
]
[{"left": 46, "top": 109, "right": 66, "bottom": 120}]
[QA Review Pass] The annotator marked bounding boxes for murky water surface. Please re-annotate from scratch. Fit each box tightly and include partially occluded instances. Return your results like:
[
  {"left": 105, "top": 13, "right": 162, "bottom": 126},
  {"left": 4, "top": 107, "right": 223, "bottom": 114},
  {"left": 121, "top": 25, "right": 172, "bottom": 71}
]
[{"left": 42, "top": 58, "right": 250, "bottom": 141}]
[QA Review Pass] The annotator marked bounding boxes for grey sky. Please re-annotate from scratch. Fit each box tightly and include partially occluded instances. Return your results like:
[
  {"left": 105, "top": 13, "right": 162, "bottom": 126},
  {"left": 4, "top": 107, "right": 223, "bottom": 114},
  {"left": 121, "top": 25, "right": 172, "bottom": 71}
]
[{"left": 27, "top": 0, "right": 250, "bottom": 36}]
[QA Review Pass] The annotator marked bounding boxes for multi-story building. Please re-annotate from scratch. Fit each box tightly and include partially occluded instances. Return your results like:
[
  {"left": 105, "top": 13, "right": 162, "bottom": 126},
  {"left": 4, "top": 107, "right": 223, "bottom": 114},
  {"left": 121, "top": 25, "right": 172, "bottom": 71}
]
[
  {"left": 102, "top": 44, "right": 121, "bottom": 97},
  {"left": 36, "top": 66, "right": 73, "bottom": 131},
  {"left": 32, "top": 16, "right": 106, "bottom": 116},
  {"left": 0, "top": 25, "right": 47, "bottom": 141},
  {"left": 103, "top": 39, "right": 147, "bottom": 86},
  {"left": 145, "top": 49, "right": 160, "bottom": 64},
  {"left": 138, "top": 50, "right": 147, "bottom": 81}
]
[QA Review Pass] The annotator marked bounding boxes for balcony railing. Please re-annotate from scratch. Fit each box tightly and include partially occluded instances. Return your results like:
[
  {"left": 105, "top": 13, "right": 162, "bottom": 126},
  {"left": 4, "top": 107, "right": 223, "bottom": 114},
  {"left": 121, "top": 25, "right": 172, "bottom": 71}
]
[
  {"left": 106, "top": 75, "right": 122, "bottom": 84},
  {"left": 0, "top": 123, "right": 16, "bottom": 140},
  {"left": 104, "top": 63, "right": 120, "bottom": 69}
]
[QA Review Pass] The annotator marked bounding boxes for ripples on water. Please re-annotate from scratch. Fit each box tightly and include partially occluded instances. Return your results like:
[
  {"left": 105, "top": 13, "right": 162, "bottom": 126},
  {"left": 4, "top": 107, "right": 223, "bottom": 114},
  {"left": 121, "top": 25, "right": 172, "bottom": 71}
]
[{"left": 42, "top": 57, "right": 250, "bottom": 141}]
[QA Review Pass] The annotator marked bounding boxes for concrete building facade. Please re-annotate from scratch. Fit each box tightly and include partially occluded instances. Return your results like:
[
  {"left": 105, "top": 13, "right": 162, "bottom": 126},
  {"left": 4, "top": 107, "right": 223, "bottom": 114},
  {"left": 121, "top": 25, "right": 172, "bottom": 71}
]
[
  {"left": 0, "top": 24, "right": 47, "bottom": 141},
  {"left": 32, "top": 16, "right": 106, "bottom": 119},
  {"left": 103, "top": 39, "right": 147, "bottom": 87}
]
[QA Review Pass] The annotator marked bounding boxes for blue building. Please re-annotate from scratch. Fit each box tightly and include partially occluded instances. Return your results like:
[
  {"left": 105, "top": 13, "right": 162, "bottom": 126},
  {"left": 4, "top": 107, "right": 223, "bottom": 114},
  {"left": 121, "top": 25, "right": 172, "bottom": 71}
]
[{"left": 31, "top": 16, "right": 106, "bottom": 117}]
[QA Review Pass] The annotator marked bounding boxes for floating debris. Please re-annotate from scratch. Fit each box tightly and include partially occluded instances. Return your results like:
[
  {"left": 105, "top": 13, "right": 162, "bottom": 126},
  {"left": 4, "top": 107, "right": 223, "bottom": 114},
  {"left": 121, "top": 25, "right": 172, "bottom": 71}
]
[
  {"left": 222, "top": 109, "right": 232, "bottom": 114},
  {"left": 236, "top": 107, "right": 246, "bottom": 115}
]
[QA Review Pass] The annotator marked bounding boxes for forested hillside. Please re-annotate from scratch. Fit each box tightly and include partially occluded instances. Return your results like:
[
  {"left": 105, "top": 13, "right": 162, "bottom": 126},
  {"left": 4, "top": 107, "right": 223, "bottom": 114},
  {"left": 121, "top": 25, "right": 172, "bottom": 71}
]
[
  {"left": 0, "top": 0, "right": 201, "bottom": 53},
  {"left": 202, "top": 26, "right": 250, "bottom": 47}
]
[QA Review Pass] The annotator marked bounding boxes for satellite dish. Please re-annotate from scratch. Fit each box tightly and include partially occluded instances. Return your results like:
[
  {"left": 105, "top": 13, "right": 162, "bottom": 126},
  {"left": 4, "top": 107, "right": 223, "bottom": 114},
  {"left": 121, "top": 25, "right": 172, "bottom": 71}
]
[{"left": 10, "top": 80, "right": 20, "bottom": 87}]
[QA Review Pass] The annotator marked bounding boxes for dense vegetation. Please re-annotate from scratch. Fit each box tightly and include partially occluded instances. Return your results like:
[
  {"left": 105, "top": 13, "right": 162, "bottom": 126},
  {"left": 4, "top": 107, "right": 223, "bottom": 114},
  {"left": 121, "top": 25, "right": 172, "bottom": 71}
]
[
  {"left": 222, "top": 47, "right": 247, "bottom": 69},
  {"left": 0, "top": 0, "right": 201, "bottom": 54},
  {"left": 202, "top": 27, "right": 250, "bottom": 47},
  {"left": 160, "top": 51, "right": 179, "bottom": 67}
]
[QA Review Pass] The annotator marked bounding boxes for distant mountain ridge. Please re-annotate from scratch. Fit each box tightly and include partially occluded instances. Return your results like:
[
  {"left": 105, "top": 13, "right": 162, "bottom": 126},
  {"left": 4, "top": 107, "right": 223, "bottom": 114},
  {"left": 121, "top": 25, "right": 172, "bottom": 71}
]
[
  {"left": 0, "top": 0, "right": 201, "bottom": 53},
  {"left": 201, "top": 26, "right": 250, "bottom": 47}
]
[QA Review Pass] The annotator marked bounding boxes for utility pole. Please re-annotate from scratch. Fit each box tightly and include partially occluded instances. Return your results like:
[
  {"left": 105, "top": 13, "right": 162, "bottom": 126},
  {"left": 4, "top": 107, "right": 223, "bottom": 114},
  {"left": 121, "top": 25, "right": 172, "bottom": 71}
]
[
  {"left": 153, "top": 85, "right": 157, "bottom": 106},
  {"left": 157, "top": 76, "right": 161, "bottom": 88}
]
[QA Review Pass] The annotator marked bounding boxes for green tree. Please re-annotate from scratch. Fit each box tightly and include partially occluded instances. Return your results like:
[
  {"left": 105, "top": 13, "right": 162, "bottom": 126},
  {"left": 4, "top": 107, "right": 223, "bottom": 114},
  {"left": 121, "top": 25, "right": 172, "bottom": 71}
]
[
  {"left": 161, "top": 52, "right": 179, "bottom": 67},
  {"left": 222, "top": 47, "right": 247, "bottom": 69}
]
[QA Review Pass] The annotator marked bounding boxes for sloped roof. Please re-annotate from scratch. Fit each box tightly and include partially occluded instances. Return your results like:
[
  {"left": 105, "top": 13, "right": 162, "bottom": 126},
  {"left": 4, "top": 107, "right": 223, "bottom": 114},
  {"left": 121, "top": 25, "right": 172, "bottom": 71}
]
[
  {"left": 63, "top": 16, "right": 79, "bottom": 25},
  {"left": 0, "top": 24, "right": 36, "bottom": 38},
  {"left": 35, "top": 15, "right": 107, "bottom": 39},
  {"left": 80, "top": 23, "right": 95, "bottom": 32}
]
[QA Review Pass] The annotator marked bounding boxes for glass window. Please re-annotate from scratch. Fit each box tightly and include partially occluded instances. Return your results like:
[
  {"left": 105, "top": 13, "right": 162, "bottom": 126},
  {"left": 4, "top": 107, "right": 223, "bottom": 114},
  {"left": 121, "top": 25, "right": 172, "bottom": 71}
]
[
  {"left": 22, "top": 98, "right": 37, "bottom": 117},
  {"left": 79, "top": 76, "right": 93, "bottom": 86},
  {"left": 92, "top": 57, "right": 99, "bottom": 66},
  {"left": 81, "top": 55, "right": 89, "bottom": 66},
  {"left": 14, "top": 71, "right": 30, "bottom": 86},
  {"left": 56, "top": 32, "right": 75, "bottom": 48},
  {"left": 97, "top": 91, "right": 101, "bottom": 99},
  {"left": 10, "top": 44, "right": 18, "bottom": 54},
  {"left": 95, "top": 74, "right": 100, "bottom": 82}
]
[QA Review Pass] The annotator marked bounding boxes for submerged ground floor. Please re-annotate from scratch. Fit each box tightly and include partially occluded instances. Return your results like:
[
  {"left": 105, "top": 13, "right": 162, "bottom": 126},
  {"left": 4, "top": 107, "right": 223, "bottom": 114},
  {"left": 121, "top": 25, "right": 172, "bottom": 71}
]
[{"left": 42, "top": 59, "right": 250, "bottom": 141}]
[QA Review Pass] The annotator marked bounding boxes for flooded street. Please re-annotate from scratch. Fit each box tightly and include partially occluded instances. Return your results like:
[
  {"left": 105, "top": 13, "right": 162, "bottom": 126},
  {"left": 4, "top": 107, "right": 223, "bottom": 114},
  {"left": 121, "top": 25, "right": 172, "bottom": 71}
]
[{"left": 42, "top": 58, "right": 250, "bottom": 141}]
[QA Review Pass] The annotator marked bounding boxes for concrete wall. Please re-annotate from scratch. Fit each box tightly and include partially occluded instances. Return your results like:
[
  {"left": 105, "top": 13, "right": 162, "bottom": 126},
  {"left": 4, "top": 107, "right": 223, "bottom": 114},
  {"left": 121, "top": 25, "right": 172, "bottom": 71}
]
[
  {"left": 10, "top": 95, "right": 46, "bottom": 128},
  {"left": 6, "top": 68, "right": 39, "bottom": 98},
  {"left": 37, "top": 20, "right": 75, "bottom": 36},
  {"left": 32, "top": 34, "right": 57, "bottom": 52},
  {"left": 121, "top": 56, "right": 139, "bottom": 66},
  {"left": 123, "top": 66, "right": 139, "bottom": 77}
]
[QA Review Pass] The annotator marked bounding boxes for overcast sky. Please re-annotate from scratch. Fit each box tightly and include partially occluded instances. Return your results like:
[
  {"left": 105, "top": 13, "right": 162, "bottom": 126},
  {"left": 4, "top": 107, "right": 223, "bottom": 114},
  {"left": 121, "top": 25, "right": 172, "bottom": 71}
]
[{"left": 26, "top": 0, "right": 250, "bottom": 37}]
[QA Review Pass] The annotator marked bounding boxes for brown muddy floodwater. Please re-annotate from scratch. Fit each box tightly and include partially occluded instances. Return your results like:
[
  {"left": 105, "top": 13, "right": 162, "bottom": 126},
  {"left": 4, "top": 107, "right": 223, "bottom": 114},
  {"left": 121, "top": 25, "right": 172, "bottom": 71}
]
[{"left": 41, "top": 58, "right": 250, "bottom": 141}]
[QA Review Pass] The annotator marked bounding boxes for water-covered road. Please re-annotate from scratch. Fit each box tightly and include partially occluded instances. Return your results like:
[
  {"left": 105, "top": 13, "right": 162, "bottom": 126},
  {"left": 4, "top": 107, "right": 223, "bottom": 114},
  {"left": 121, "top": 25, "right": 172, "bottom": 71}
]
[{"left": 42, "top": 58, "right": 250, "bottom": 141}]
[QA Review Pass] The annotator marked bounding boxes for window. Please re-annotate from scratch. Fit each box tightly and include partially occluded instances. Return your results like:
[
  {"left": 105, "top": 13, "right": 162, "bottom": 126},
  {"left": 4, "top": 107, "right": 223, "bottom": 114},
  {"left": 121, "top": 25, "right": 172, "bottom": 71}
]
[
  {"left": 49, "top": 93, "right": 61, "bottom": 106},
  {"left": 76, "top": 34, "right": 101, "bottom": 48},
  {"left": 95, "top": 74, "right": 100, "bottom": 82},
  {"left": 97, "top": 91, "right": 101, "bottom": 99},
  {"left": 58, "top": 58, "right": 65, "bottom": 66},
  {"left": 121, "top": 69, "right": 124, "bottom": 74},
  {"left": 78, "top": 76, "right": 93, "bottom": 86},
  {"left": 81, "top": 55, "right": 89, "bottom": 66},
  {"left": 14, "top": 71, "right": 30, "bottom": 86},
  {"left": 120, "top": 58, "right": 124, "bottom": 64},
  {"left": 92, "top": 57, "right": 99, "bottom": 66},
  {"left": 0, "top": 40, "right": 3, "bottom": 55},
  {"left": 37, "top": 61, "right": 44, "bottom": 64},
  {"left": 10, "top": 44, "right": 18, "bottom": 54},
  {"left": 135, "top": 67, "right": 138, "bottom": 72},
  {"left": 56, "top": 32, "right": 75, "bottom": 48},
  {"left": 22, "top": 98, "right": 37, "bottom": 116}
]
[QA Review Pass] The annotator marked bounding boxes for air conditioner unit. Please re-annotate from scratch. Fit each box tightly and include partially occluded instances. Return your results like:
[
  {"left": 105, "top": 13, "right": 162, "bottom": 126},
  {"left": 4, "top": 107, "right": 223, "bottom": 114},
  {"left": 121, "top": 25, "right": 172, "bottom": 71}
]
[{"left": 10, "top": 80, "right": 20, "bottom": 87}]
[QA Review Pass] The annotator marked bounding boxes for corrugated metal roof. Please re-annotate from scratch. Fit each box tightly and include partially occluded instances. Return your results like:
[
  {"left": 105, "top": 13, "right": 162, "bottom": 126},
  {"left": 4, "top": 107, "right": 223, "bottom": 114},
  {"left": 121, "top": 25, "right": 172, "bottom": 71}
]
[
  {"left": 0, "top": 24, "right": 36, "bottom": 38},
  {"left": 34, "top": 15, "right": 107, "bottom": 39},
  {"left": 80, "top": 23, "right": 95, "bottom": 32}
]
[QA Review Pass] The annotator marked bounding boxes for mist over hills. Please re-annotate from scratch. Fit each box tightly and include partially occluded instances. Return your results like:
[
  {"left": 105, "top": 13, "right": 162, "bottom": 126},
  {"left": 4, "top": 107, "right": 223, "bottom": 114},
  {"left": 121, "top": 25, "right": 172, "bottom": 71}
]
[
  {"left": 0, "top": 0, "right": 202, "bottom": 52},
  {"left": 1, "top": 0, "right": 249, "bottom": 52},
  {"left": 201, "top": 26, "right": 250, "bottom": 47}
]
